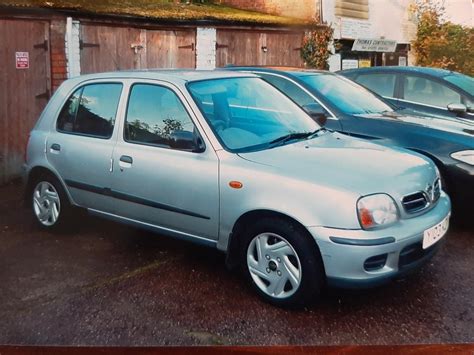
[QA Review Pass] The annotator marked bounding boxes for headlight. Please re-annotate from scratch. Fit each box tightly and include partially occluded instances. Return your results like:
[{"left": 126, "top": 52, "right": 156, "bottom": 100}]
[
  {"left": 450, "top": 150, "right": 474, "bottom": 166},
  {"left": 357, "top": 194, "right": 399, "bottom": 230}
]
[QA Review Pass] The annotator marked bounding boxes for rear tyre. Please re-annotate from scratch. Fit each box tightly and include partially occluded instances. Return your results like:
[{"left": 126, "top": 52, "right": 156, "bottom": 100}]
[
  {"left": 31, "top": 175, "right": 71, "bottom": 231},
  {"left": 240, "top": 217, "right": 325, "bottom": 308}
]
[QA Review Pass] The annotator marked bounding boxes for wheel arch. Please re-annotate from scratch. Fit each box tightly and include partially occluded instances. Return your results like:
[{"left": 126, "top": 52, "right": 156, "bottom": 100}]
[
  {"left": 225, "top": 209, "right": 321, "bottom": 271},
  {"left": 406, "top": 148, "right": 451, "bottom": 191},
  {"left": 24, "top": 166, "right": 72, "bottom": 207}
]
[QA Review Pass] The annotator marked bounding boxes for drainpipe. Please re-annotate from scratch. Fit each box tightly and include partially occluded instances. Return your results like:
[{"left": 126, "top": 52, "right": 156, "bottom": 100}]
[{"left": 319, "top": 0, "right": 323, "bottom": 23}]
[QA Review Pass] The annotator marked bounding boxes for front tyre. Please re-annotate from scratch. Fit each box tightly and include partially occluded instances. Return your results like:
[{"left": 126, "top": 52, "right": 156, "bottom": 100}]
[{"left": 242, "top": 218, "right": 325, "bottom": 308}]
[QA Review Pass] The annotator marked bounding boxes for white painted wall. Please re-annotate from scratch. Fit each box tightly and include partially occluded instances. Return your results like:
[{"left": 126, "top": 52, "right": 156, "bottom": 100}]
[
  {"left": 196, "top": 27, "right": 216, "bottom": 70},
  {"left": 65, "top": 17, "right": 81, "bottom": 78},
  {"left": 322, "top": 0, "right": 415, "bottom": 43},
  {"left": 322, "top": 0, "right": 472, "bottom": 43}
]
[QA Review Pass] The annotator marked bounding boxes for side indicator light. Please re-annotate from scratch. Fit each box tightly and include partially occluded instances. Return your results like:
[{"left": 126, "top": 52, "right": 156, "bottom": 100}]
[{"left": 229, "top": 181, "right": 243, "bottom": 189}]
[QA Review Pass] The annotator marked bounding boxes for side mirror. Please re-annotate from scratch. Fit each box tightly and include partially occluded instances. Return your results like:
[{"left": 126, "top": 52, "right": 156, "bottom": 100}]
[
  {"left": 169, "top": 130, "right": 205, "bottom": 152},
  {"left": 447, "top": 103, "right": 467, "bottom": 115},
  {"left": 303, "top": 103, "right": 328, "bottom": 126}
]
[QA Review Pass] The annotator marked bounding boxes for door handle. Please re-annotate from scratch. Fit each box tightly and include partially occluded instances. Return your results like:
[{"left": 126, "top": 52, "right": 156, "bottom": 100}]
[
  {"left": 50, "top": 143, "right": 61, "bottom": 152},
  {"left": 119, "top": 155, "right": 133, "bottom": 169},
  {"left": 120, "top": 155, "right": 133, "bottom": 164}
]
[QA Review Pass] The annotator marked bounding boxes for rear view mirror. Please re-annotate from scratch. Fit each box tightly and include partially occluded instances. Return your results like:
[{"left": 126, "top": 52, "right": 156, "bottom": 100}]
[
  {"left": 447, "top": 103, "right": 467, "bottom": 116},
  {"left": 303, "top": 103, "right": 328, "bottom": 126}
]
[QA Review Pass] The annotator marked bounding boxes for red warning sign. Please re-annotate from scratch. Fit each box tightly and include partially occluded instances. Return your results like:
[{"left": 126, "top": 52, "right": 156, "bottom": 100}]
[{"left": 16, "top": 52, "right": 29, "bottom": 69}]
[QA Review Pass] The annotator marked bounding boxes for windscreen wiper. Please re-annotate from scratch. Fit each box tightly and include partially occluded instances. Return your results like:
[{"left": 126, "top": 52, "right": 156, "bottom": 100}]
[{"left": 268, "top": 128, "right": 325, "bottom": 148}]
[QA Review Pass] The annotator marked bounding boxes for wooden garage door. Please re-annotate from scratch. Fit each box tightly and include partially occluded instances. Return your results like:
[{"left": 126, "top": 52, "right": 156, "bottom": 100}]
[
  {"left": 80, "top": 24, "right": 142, "bottom": 73},
  {"left": 145, "top": 29, "right": 196, "bottom": 69},
  {"left": 216, "top": 30, "right": 304, "bottom": 68},
  {"left": 0, "top": 19, "right": 50, "bottom": 184},
  {"left": 80, "top": 24, "right": 196, "bottom": 73}
]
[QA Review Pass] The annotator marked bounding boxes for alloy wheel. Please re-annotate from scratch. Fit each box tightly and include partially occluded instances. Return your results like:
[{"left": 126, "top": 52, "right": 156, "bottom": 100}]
[
  {"left": 32, "top": 181, "right": 61, "bottom": 227},
  {"left": 247, "top": 232, "right": 302, "bottom": 299}
]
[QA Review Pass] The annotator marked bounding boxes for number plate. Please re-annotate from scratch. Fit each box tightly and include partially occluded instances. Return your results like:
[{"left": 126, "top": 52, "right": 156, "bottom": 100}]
[{"left": 423, "top": 214, "right": 450, "bottom": 249}]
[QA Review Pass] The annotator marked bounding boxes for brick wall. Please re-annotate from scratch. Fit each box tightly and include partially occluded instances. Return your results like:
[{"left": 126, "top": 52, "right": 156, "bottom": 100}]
[
  {"left": 49, "top": 19, "right": 67, "bottom": 91},
  {"left": 218, "top": 0, "right": 320, "bottom": 21}
]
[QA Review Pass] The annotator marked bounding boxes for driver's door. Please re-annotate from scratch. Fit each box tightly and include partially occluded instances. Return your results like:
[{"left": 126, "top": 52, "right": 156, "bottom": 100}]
[{"left": 110, "top": 81, "right": 219, "bottom": 240}]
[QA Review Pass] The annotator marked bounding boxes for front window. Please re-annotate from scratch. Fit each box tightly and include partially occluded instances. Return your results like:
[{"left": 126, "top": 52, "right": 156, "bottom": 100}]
[
  {"left": 298, "top": 73, "right": 393, "bottom": 115},
  {"left": 187, "top": 77, "right": 318, "bottom": 152},
  {"left": 403, "top": 76, "right": 461, "bottom": 107},
  {"left": 125, "top": 84, "right": 200, "bottom": 152}
]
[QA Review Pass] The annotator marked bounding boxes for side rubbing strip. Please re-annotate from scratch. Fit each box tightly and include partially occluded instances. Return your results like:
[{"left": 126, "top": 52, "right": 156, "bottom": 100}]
[{"left": 65, "top": 179, "right": 210, "bottom": 220}]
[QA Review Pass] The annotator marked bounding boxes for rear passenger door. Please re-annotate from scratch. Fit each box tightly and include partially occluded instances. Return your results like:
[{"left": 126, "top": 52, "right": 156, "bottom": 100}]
[
  {"left": 46, "top": 81, "right": 123, "bottom": 212},
  {"left": 110, "top": 81, "right": 219, "bottom": 241}
]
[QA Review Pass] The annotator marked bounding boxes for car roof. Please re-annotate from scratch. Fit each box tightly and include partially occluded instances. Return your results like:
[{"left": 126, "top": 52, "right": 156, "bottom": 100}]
[
  {"left": 339, "top": 66, "right": 459, "bottom": 78},
  {"left": 226, "top": 66, "right": 333, "bottom": 77},
  {"left": 66, "top": 69, "right": 256, "bottom": 86}
]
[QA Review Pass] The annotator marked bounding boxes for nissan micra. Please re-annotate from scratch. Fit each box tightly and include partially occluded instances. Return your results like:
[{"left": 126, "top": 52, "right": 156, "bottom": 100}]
[{"left": 24, "top": 70, "right": 451, "bottom": 307}]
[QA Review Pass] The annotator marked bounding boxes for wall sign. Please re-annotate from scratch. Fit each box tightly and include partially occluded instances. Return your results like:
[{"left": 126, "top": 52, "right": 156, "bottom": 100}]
[
  {"left": 15, "top": 52, "right": 29, "bottom": 69},
  {"left": 341, "top": 59, "right": 359, "bottom": 70},
  {"left": 358, "top": 59, "right": 371, "bottom": 68},
  {"left": 340, "top": 18, "right": 373, "bottom": 39},
  {"left": 352, "top": 39, "right": 397, "bottom": 52}
]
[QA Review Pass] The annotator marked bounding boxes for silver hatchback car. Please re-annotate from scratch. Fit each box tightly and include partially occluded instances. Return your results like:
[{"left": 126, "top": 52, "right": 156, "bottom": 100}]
[{"left": 24, "top": 70, "right": 451, "bottom": 307}]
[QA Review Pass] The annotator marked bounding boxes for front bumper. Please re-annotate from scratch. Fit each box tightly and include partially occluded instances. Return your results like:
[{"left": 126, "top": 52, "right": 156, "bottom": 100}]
[{"left": 308, "top": 192, "right": 451, "bottom": 288}]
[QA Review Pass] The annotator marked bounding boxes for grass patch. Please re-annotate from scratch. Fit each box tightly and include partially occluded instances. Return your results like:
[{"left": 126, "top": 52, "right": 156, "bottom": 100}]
[{"left": 1, "top": 0, "right": 312, "bottom": 25}]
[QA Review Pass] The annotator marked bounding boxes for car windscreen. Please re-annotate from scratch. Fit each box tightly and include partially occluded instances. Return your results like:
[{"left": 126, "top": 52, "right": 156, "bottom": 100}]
[
  {"left": 298, "top": 73, "right": 394, "bottom": 115},
  {"left": 187, "top": 77, "right": 319, "bottom": 153},
  {"left": 444, "top": 73, "right": 474, "bottom": 97}
]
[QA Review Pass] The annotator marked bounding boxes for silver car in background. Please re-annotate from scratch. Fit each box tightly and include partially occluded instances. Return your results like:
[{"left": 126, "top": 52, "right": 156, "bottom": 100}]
[{"left": 23, "top": 70, "right": 451, "bottom": 307}]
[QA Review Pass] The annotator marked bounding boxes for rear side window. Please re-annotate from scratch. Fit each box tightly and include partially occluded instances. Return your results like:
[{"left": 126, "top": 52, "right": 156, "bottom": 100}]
[
  {"left": 57, "top": 83, "right": 123, "bottom": 138},
  {"left": 355, "top": 73, "right": 397, "bottom": 97}
]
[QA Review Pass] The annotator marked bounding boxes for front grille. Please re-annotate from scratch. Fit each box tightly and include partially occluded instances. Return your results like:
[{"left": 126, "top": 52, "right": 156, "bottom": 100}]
[
  {"left": 402, "top": 192, "right": 428, "bottom": 213},
  {"left": 402, "top": 178, "right": 441, "bottom": 214},
  {"left": 433, "top": 178, "right": 441, "bottom": 203}
]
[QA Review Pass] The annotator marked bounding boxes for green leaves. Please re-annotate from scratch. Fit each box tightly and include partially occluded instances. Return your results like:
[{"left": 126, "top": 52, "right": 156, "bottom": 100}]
[
  {"left": 411, "top": 0, "right": 474, "bottom": 75},
  {"left": 300, "top": 25, "right": 334, "bottom": 70}
]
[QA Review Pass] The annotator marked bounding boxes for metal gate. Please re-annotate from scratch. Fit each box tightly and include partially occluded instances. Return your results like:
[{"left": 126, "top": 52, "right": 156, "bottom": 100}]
[
  {"left": 0, "top": 19, "right": 50, "bottom": 184},
  {"left": 80, "top": 24, "right": 196, "bottom": 73},
  {"left": 216, "top": 30, "right": 304, "bottom": 68}
]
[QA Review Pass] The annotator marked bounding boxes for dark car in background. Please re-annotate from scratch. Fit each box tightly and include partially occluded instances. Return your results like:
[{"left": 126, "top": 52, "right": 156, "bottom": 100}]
[
  {"left": 338, "top": 66, "right": 474, "bottom": 121},
  {"left": 227, "top": 67, "right": 474, "bottom": 215}
]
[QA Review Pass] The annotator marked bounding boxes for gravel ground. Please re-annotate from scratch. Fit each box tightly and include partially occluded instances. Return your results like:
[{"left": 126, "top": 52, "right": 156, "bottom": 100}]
[{"left": 0, "top": 181, "right": 473, "bottom": 346}]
